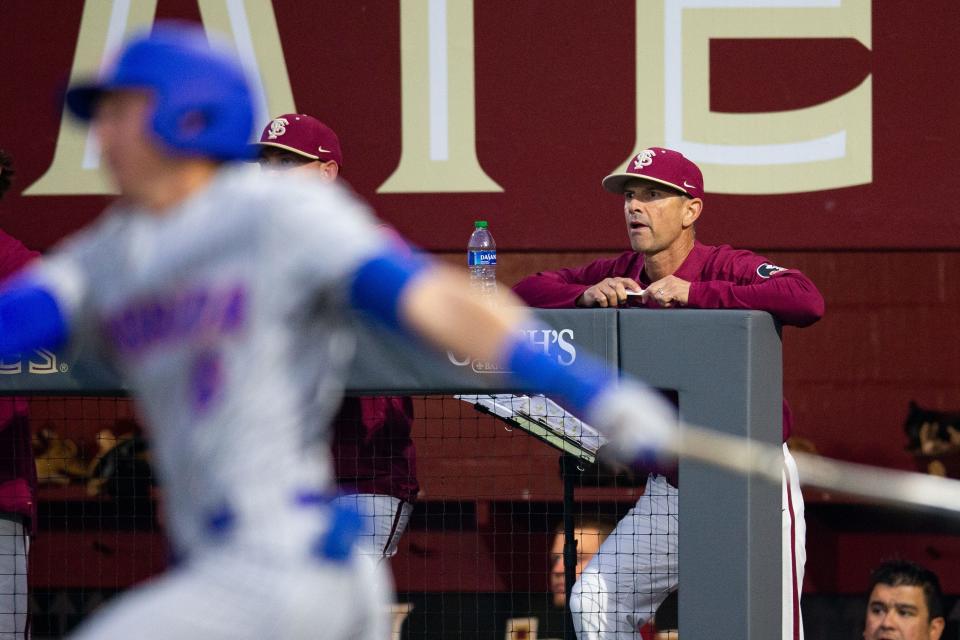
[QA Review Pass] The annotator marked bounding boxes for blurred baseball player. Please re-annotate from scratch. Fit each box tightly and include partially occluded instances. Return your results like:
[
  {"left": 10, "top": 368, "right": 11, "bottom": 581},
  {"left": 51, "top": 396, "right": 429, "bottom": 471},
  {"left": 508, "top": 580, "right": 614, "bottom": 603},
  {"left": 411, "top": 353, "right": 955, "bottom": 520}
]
[
  {"left": 253, "top": 114, "right": 418, "bottom": 559},
  {"left": 515, "top": 147, "right": 824, "bottom": 639},
  {"left": 0, "top": 23, "right": 675, "bottom": 639}
]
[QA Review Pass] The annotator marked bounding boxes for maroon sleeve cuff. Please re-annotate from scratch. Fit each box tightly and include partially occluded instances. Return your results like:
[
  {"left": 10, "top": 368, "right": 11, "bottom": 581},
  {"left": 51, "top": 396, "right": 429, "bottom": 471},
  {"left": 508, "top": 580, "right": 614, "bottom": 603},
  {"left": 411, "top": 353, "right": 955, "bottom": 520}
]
[
  {"left": 512, "top": 279, "right": 590, "bottom": 309},
  {"left": 686, "top": 280, "right": 730, "bottom": 309}
]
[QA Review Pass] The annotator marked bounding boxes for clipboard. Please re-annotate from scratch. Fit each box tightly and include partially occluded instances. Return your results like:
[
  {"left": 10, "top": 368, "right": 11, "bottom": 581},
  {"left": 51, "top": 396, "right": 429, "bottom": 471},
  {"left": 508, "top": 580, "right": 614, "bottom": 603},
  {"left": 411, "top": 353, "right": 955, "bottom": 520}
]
[{"left": 455, "top": 394, "right": 607, "bottom": 463}]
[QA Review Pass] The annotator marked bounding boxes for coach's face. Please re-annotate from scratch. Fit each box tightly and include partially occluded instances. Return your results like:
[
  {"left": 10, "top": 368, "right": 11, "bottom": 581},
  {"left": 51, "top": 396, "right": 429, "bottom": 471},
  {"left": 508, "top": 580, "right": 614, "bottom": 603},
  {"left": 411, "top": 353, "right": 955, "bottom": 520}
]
[
  {"left": 622, "top": 178, "right": 701, "bottom": 255},
  {"left": 863, "top": 584, "right": 944, "bottom": 640},
  {"left": 93, "top": 90, "right": 172, "bottom": 203}
]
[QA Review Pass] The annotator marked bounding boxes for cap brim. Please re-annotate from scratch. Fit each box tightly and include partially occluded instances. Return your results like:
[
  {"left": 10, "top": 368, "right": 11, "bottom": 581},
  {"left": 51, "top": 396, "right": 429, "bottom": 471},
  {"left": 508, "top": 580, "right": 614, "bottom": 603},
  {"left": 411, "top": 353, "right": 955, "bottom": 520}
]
[
  {"left": 249, "top": 141, "right": 320, "bottom": 160},
  {"left": 65, "top": 78, "right": 150, "bottom": 121},
  {"left": 65, "top": 83, "right": 107, "bottom": 121},
  {"left": 601, "top": 172, "right": 692, "bottom": 197}
]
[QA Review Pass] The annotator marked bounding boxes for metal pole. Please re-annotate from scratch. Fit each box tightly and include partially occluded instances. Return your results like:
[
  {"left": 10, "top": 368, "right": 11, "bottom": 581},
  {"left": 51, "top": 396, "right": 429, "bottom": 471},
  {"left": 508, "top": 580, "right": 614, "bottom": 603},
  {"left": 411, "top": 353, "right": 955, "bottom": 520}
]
[{"left": 561, "top": 454, "right": 579, "bottom": 640}]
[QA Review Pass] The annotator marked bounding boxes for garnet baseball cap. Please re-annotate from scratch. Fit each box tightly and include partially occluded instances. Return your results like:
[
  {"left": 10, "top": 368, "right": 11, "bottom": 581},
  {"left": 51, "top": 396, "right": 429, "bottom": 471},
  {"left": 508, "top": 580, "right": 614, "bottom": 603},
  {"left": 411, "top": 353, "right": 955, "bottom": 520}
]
[
  {"left": 601, "top": 147, "right": 704, "bottom": 200},
  {"left": 252, "top": 114, "right": 343, "bottom": 165}
]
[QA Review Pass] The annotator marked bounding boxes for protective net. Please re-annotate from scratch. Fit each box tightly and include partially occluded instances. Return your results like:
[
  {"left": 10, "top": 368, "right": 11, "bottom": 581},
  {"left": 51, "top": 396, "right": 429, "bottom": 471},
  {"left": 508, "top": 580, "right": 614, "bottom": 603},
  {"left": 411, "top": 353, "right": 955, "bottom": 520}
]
[{"left": 22, "top": 393, "right": 678, "bottom": 639}]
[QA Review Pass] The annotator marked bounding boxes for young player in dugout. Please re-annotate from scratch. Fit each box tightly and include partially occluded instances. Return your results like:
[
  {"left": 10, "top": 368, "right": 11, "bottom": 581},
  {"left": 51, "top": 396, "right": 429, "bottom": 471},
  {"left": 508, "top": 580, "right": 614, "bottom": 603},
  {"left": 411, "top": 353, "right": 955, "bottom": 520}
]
[
  {"left": 252, "top": 114, "right": 417, "bottom": 560},
  {"left": 514, "top": 147, "right": 824, "bottom": 639}
]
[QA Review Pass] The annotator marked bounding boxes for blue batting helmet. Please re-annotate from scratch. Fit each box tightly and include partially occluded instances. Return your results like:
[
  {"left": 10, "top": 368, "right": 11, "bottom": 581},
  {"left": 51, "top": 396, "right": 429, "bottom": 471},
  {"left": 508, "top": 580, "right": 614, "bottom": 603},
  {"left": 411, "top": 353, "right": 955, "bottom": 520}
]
[{"left": 65, "top": 22, "right": 255, "bottom": 161}]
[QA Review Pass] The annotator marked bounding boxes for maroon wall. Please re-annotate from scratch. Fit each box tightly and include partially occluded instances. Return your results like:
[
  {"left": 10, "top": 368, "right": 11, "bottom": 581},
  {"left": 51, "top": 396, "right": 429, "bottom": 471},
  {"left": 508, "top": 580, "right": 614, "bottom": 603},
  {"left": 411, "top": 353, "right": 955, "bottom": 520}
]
[{"left": 2, "top": 1, "right": 960, "bottom": 251}]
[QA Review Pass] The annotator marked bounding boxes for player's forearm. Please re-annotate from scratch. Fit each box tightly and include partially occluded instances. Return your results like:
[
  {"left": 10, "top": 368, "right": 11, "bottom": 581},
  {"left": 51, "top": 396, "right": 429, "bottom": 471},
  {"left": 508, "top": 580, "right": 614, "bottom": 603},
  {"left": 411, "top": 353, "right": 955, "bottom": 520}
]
[
  {"left": 400, "top": 264, "right": 529, "bottom": 363},
  {"left": 349, "top": 252, "right": 531, "bottom": 362}
]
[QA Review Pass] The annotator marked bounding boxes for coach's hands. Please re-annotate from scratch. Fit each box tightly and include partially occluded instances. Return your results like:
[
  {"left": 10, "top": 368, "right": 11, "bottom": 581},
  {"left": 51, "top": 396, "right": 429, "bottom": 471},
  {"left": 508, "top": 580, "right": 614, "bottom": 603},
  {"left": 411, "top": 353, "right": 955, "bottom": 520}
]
[
  {"left": 642, "top": 275, "right": 690, "bottom": 308},
  {"left": 576, "top": 277, "right": 643, "bottom": 308},
  {"left": 576, "top": 275, "right": 691, "bottom": 308}
]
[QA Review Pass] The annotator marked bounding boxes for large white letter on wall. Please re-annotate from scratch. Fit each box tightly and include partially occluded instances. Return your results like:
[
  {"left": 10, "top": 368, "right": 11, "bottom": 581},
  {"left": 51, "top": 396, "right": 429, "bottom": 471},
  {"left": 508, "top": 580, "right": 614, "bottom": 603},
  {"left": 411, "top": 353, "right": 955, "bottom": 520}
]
[
  {"left": 196, "top": 0, "right": 296, "bottom": 131},
  {"left": 624, "top": 0, "right": 871, "bottom": 195},
  {"left": 378, "top": 0, "right": 502, "bottom": 193},
  {"left": 25, "top": 0, "right": 296, "bottom": 196},
  {"left": 25, "top": 0, "right": 157, "bottom": 195}
]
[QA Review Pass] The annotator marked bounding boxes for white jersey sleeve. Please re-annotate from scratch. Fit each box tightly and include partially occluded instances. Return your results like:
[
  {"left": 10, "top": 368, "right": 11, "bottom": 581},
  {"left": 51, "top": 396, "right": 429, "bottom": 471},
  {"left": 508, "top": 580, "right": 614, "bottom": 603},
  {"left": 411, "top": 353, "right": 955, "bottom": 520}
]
[
  {"left": 26, "top": 210, "right": 130, "bottom": 347},
  {"left": 264, "top": 175, "right": 391, "bottom": 300}
]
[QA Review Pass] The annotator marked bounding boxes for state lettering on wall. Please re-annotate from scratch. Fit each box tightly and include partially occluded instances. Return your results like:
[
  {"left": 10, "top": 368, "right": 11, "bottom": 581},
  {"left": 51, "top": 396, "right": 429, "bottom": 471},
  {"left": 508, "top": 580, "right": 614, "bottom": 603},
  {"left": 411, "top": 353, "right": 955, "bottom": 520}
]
[{"left": 1, "top": 0, "right": 955, "bottom": 251}]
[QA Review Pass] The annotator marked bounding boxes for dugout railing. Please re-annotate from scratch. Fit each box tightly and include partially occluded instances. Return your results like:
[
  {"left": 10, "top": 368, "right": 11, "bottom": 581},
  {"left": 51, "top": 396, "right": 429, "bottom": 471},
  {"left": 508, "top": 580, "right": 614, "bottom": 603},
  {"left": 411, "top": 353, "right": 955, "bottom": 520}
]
[{"left": 1, "top": 309, "right": 783, "bottom": 640}]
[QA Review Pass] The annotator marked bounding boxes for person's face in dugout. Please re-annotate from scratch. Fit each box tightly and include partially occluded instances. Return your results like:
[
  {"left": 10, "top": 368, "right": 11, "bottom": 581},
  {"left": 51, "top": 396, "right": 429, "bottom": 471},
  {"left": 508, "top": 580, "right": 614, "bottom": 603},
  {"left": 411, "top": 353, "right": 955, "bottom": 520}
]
[
  {"left": 550, "top": 527, "right": 605, "bottom": 608},
  {"left": 622, "top": 178, "right": 699, "bottom": 255},
  {"left": 258, "top": 147, "right": 339, "bottom": 182},
  {"left": 863, "top": 583, "right": 945, "bottom": 640}
]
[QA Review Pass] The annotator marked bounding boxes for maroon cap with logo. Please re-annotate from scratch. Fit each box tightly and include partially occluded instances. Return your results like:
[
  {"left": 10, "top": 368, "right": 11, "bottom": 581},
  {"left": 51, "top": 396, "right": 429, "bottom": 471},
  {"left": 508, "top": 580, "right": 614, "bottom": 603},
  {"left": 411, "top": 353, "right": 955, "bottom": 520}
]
[
  {"left": 601, "top": 147, "right": 704, "bottom": 200},
  {"left": 254, "top": 114, "right": 343, "bottom": 165}
]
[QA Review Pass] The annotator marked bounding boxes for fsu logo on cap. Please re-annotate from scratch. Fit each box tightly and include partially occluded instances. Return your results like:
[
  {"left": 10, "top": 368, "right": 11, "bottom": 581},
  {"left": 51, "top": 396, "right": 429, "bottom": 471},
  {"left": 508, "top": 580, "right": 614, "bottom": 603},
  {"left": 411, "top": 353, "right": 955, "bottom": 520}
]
[
  {"left": 632, "top": 149, "right": 656, "bottom": 171},
  {"left": 267, "top": 117, "right": 290, "bottom": 140}
]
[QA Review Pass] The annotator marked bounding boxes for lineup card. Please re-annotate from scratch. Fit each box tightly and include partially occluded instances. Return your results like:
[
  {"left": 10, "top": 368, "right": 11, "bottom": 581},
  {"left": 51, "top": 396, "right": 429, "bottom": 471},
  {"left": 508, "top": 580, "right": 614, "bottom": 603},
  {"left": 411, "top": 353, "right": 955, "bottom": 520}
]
[{"left": 456, "top": 394, "right": 606, "bottom": 463}]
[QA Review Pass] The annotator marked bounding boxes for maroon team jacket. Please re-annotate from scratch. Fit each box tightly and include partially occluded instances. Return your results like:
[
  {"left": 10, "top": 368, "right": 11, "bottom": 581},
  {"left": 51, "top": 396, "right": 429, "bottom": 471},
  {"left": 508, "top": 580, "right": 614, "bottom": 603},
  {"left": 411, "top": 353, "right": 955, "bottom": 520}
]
[
  {"left": 331, "top": 397, "right": 419, "bottom": 503},
  {"left": 331, "top": 226, "right": 420, "bottom": 504},
  {"left": 0, "top": 229, "right": 40, "bottom": 526},
  {"left": 513, "top": 241, "right": 825, "bottom": 440}
]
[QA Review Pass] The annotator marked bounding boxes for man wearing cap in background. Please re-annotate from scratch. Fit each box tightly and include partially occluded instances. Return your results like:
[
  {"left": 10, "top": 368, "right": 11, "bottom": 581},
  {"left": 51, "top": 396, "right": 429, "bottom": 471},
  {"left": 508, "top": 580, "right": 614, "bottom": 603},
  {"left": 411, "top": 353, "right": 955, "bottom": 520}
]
[
  {"left": 252, "top": 114, "right": 418, "bottom": 560},
  {"left": 863, "top": 559, "right": 945, "bottom": 640},
  {"left": 0, "top": 149, "right": 39, "bottom": 640},
  {"left": 255, "top": 113, "right": 342, "bottom": 179},
  {"left": 514, "top": 147, "right": 824, "bottom": 639}
]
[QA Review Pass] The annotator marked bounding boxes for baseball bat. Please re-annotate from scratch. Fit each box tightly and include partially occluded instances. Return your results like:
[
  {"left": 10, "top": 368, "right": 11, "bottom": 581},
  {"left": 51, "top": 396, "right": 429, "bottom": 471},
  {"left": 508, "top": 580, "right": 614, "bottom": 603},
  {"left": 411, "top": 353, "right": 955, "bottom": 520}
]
[{"left": 668, "top": 421, "right": 960, "bottom": 515}]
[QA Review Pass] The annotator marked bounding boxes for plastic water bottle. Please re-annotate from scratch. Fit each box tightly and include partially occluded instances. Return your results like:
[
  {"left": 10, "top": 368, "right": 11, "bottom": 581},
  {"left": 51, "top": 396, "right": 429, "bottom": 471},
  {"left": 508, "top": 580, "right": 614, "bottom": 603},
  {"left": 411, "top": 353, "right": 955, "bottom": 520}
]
[{"left": 468, "top": 220, "right": 497, "bottom": 301}]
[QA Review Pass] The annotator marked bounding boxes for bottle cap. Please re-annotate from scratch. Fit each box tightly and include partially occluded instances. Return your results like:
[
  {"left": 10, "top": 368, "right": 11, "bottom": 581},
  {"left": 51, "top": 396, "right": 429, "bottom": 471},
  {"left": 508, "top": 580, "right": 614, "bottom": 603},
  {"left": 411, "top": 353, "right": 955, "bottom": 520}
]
[{"left": 474, "top": 220, "right": 488, "bottom": 228}]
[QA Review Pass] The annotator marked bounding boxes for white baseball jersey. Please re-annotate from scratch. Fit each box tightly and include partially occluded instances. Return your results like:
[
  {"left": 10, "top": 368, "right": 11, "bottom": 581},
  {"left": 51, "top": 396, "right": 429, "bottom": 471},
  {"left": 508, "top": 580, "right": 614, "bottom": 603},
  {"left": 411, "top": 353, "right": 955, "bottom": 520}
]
[
  {"left": 570, "top": 447, "right": 806, "bottom": 639},
  {"left": 33, "top": 165, "right": 388, "bottom": 560}
]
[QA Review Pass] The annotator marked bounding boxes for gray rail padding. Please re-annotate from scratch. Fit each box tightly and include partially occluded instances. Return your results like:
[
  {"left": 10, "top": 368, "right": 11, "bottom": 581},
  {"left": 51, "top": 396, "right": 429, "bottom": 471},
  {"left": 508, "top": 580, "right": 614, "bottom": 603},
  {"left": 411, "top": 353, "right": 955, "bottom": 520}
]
[{"left": 0, "top": 309, "right": 783, "bottom": 639}]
